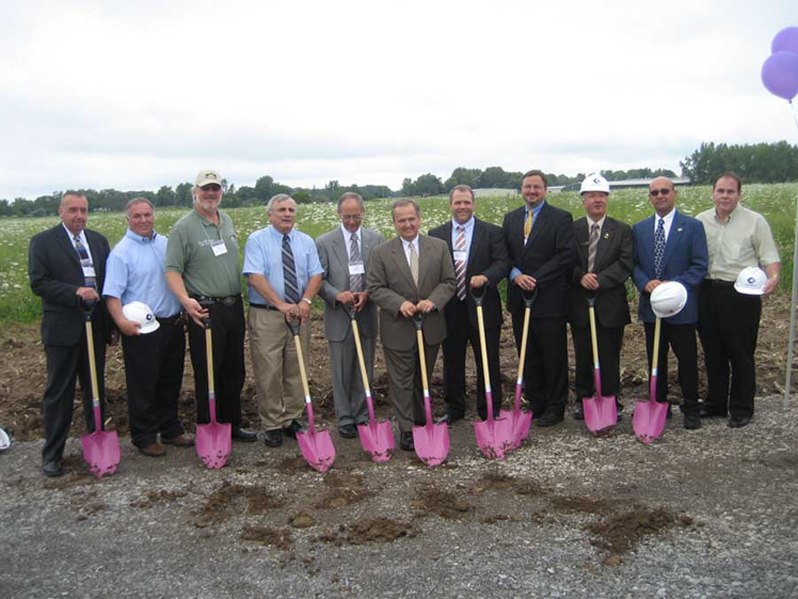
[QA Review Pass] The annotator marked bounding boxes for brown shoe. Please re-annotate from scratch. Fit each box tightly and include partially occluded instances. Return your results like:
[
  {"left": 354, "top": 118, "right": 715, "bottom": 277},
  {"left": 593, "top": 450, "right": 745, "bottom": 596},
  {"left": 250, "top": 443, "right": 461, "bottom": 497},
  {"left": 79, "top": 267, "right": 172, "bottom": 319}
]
[
  {"left": 139, "top": 442, "right": 167, "bottom": 457},
  {"left": 161, "top": 434, "right": 194, "bottom": 447}
]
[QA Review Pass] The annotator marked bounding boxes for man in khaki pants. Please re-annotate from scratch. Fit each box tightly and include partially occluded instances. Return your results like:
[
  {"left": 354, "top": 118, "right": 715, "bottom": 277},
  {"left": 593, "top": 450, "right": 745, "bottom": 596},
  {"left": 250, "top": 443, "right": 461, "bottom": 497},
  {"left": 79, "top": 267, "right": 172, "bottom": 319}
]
[{"left": 242, "top": 194, "right": 323, "bottom": 447}]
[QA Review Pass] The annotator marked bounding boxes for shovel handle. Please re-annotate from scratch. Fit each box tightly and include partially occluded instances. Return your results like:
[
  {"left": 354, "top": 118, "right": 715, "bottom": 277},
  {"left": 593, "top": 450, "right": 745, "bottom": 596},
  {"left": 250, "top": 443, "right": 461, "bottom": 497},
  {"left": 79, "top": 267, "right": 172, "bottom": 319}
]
[
  {"left": 521, "top": 287, "right": 538, "bottom": 309},
  {"left": 649, "top": 317, "right": 662, "bottom": 401},
  {"left": 415, "top": 325, "right": 433, "bottom": 424},
  {"left": 587, "top": 303, "right": 603, "bottom": 397},
  {"left": 469, "top": 282, "right": 488, "bottom": 306},
  {"left": 474, "top": 302, "right": 493, "bottom": 419},
  {"left": 84, "top": 319, "right": 102, "bottom": 429},
  {"left": 350, "top": 317, "right": 373, "bottom": 397},
  {"left": 290, "top": 320, "right": 315, "bottom": 430}
]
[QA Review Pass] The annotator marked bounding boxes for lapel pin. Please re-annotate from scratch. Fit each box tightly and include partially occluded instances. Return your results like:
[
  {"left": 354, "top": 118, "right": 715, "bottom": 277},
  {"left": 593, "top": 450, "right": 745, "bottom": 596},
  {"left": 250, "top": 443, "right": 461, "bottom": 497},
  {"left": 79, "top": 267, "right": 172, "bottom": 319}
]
[
  {"left": 603, "top": 233, "right": 610, "bottom": 239},
  {"left": 677, "top": 227, "right": 683, "bottom": 232}
]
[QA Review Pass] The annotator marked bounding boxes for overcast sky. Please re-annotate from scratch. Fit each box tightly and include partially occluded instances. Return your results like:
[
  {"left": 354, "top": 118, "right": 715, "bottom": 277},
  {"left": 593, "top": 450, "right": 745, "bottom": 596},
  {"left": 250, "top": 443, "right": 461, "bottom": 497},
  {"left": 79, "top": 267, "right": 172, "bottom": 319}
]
[{"left": 2, "top": 0, "right": 796, "bottom": 199}]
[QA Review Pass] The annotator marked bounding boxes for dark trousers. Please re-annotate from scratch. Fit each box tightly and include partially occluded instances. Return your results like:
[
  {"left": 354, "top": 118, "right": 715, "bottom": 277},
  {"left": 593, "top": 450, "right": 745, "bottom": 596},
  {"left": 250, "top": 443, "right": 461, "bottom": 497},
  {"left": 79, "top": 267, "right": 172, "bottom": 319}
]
[
  {"left": 643, "top": 320, "right": 699, "bottom": 414},
  {"left": 187, "top": 298, "right": 245, "bottom": 426},
  {"left": 571, "top": 323, "right": 624, "bottom": 399},
  {"left": 383, "top": 342, "right": 440, "bottom": 433},
  {"left": 441, "top": 299, "right": 502, "bottom": 419},
  {"left": 511, "top": 314, "right": 568, "bottom": 417},
  {"left": 698, "top": 280, "right": 761, "bottom": 419},
  {"left": 121, "top": 317, "right": 186, "bottom": 448},
  {"left": 41, "top": 324, "right": 106, "bottom": 464}
]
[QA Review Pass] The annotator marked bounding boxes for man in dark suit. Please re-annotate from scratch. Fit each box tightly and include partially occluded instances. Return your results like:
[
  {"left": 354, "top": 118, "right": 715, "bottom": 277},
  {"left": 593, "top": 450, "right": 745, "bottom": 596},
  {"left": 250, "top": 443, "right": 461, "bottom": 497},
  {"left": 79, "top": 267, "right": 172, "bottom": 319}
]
[
  {"left": 28, "top": 192, "right": 113, "bottom": 477},
  {"left": 632, "top": 176, "right": 708, "bottom": 430},
  {"left": 429, "top": 185, "right": 508, "bottom": 423},
  {"left": 503, "top": 169, "right": 575, "bottom": 426},
  {"left": 567, "top": 174, "right": 633, "bottom": 419},
  {"left": 316, "top": 192, "right": 385, "bottom": 438},
  {"left": 366, "top": 199, "right": 456, "bottom": 451}
]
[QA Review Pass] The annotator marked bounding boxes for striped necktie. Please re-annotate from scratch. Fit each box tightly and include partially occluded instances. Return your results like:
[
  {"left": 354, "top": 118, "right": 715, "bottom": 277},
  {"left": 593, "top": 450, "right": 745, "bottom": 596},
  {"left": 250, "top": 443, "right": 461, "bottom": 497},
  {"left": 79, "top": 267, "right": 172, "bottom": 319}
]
[
  {"left": 282, "top": 234, "right": 300, "bottom": 303},
  {"left": 349, "top": 232, "right": 363, "bottom": 292},
  {"left": 409, "top": 242, "right": 419, "bottom": 286},
  {"left": 653, "top": 218, "right": 665, "bottom": 279},
  {"left": 73, "top": 235, "right": 96, "bottom": 288},
  {"left": 455, "top": 225, "right": 466, "bottom": 301},
  {"left": 587, "top": 223, "right": 600, "bottom": 273}
]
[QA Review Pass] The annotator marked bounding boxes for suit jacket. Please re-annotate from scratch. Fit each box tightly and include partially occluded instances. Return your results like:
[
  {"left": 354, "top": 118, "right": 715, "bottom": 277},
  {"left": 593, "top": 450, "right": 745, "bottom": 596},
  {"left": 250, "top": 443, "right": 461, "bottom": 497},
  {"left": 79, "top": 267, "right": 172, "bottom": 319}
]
[
  {"left": 366, "top": 235, "right": 456, "bottom": 351},
  {"left": 316, "top": 226, "right": 384, "bottom": 342},
  {"left": 567, "top": 216, "right": 633, "bottom": 329},
  {"left": 28, "top": 225, "right": 111, "bottom": 346},
  {"left": 428, "top": 218, "right": 508, "bottom": 331},
  {"left": 503, "top": 202, "right": 575, "bottom": 318},
  {"left": 632, "top": 210, "right": 708, "bottom": 324}
]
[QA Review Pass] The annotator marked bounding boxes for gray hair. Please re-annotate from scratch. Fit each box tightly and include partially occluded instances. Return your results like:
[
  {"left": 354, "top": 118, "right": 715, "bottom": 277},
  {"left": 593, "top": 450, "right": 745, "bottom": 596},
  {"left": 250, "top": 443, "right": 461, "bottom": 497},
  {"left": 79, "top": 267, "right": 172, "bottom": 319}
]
[
  {"left": 391, "top": 198, "right": 420, "bottom": 219},
  {"left": 266, "top": 193, "right": 295, "bottom": 214},
  {"left": 125, "top": 197, "right": 154, "bottom": 216},
  {"left": 337, "top": 191, "right": 365, "bottom": 212}
]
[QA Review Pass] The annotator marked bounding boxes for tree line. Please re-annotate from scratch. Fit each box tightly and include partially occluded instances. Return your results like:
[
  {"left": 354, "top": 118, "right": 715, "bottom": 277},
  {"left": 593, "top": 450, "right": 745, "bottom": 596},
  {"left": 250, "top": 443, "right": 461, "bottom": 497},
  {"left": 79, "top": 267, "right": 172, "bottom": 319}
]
[{"left": 3, "top": 141, "right": 797, "bottom": 217}]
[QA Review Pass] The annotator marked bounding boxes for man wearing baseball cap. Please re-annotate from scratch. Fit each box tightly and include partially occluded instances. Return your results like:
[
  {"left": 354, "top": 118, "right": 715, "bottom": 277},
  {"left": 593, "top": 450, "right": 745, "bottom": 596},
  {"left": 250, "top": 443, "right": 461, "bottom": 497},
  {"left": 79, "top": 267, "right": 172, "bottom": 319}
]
[
  {"left": 165, "top": 169, "right": 256, "bottom": 442},
  {"left": 567, "top": 174, "right": 632, "bottom": 421},
  {"left": 696, "top": 172, "right": 780, "bottom": 428}
]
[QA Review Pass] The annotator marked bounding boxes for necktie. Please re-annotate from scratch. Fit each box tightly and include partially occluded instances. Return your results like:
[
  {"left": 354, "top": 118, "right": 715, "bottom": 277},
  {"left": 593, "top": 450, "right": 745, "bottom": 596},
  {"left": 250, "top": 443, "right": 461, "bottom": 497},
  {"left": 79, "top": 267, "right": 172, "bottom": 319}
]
[
  {"left": 73, "top": 235, "right": 96, "bottom": 289},
  {"left": 587, "top": 223, "right": 600, "bottom": 273},
  {"left": 409, "top": 242, "right": 419, "bottom": 286},
  {"left": 282, "top": 235, "right": 300, "bottom": 303},
  {"left": 523, "top": 209, "right": 534, "bottom": 240},
  {"left": 455, "top": 225, "right": 466, "bottom": 301},
  {"left": 653, "top": 218, "right": 665, "bottom": 279},
  {"left": 349, "top": 232, "right": 363, "bottom": 292}
]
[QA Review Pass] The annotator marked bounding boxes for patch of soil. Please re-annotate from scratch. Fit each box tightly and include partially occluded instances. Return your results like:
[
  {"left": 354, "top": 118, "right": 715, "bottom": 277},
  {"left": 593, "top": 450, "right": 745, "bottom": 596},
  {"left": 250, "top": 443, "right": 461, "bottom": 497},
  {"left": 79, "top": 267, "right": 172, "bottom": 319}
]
[
  {"left": 412, "top": 485, "right": 473, "bottom": 520},
  {"left": 585, "top": 507, "right": 694, "bottom": 555},
  {"left": 193, "top": 481, "right": 285, "bottom": 527},
  {"left": 473, "top": 471, "right": 518, "bottom": 492},
  {"left": 130, "top": 489, "right": 188, "bottom": 508},
  {"left": 275, "top": 456, "right": 310, "bottom": 474},
  {"left": 289, "top": 512, "right": 316, "bottom": 528},
  {"left": 313, "top": 471, "right": 372, "bottom": 509},
  {"left": 320, "top": 518, "right": 416, "bottom": 546},
  {"left": 240, "top": 525, "right": 294, "bottom": 550},
  {"left": 550, "top": 495, "right": 614, "bottom": 515}
]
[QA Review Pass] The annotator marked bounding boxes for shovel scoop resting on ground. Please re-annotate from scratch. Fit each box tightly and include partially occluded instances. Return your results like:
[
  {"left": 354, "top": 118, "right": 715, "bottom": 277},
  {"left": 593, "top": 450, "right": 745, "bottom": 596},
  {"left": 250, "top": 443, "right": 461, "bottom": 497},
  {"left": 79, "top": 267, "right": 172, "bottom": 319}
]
[
  {"left": 412, "top": 314, "right": 449, "bottom": 466},
  {"left": 500, "top": 289, "right": 536, "bottom": 450},
  {"left": 289, "top": 319, "right": 336, "bottom": 472},
  {"left": 471, "top": 285, "right": 513, "bottom": 459},
  {"left": 350, "top": 310, "right": 395, "bottom": 462},
  {"left": 80, "top": 307, "right": 121, "bottom": 478},
  {"left": 195, "top": 313, "right": 232, "bottom": 469},
  {"left": 582, "top": 295, "right": 618, "bottom": 436}
]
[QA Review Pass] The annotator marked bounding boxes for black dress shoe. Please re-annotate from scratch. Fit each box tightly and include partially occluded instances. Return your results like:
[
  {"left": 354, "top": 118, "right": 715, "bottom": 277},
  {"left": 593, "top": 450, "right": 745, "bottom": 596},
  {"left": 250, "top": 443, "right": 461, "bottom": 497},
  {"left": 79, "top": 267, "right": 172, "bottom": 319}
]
[
  {"left": 728, "top": 416, "right": 751, "bottom": 428},
  {"left": 42, "top": 460, "right": 64, "bottom": 477},
  {"left": 263, "top": 429, "right": 283, "bottom": 447},
  {"left": 231, "top": 427, "right": 257, "bottom": 442},
  {"left": 399, "top": 431, "right": 414, "bottom": 451},
  {"left": 338, "top": 424, "right": 356, "bottom": 438},
  {"left": 699, "top": 404, "right": 727, "bottom": 418},
  {"left": 436, "top": 412, "right": 464, "bottom": 426},
  {"left": 535, "top": 412, "right": 564, "bottom": 427},
  {"left": 683, "top": 414, "right": 702, "bottom": 430},
  {"left": 282, "top": 420, "right": 303, "bottom": 438}
]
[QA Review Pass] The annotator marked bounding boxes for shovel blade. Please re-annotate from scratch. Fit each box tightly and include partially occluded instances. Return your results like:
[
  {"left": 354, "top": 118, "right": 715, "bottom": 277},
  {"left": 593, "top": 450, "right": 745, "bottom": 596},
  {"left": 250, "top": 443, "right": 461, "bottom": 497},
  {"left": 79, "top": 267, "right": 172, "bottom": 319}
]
[
  {"left": 474, "top": 417, "right": 513, "bottom": 460},
  {"left": 297, "top": 428, "right": 336, "bottom": 472},
  {"left": 412, "top": 422, "right": 450, "bottom": 467},
  {"left": 196, "top": 421, "right": 232, "bottom": 469},
  {"left": 80, "top": 430, "right": 121, "bottom": 478},
  {"left": 500, "top": 407, "right": 533, "bottom": 450},
  {"left": 357, "top": 420, "right": 395, "bottom": 463},
  {"left": 583, "top": 395, "right": 618, "bottom": 436},
  {"left": 632, "top": 400, "right": 669, "bottom": 445}
]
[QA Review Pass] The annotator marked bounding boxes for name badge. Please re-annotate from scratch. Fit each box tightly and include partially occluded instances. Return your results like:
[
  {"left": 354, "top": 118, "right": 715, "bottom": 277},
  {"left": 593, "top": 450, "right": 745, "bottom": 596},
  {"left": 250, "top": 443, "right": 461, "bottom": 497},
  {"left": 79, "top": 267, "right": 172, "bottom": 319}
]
[
  {"left": 349, "top": 262, "right": 365, "bottom": 275},
  {"left": 82, "top": 266, "right": 96, "bottom": 278},
  {"left": 453, "top": 250, "right": 467, "bottom": 262},
  {"left": 211, "top": 239, "right": 228, "bottom": 257}
]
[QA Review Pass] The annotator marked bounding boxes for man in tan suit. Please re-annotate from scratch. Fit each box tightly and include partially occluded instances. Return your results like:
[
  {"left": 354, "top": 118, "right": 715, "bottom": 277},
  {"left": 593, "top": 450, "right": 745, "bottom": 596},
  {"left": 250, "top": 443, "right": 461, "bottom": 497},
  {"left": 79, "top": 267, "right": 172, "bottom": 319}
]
[{"left": 366, "top": 199, "right": 456, "bottom": 451}]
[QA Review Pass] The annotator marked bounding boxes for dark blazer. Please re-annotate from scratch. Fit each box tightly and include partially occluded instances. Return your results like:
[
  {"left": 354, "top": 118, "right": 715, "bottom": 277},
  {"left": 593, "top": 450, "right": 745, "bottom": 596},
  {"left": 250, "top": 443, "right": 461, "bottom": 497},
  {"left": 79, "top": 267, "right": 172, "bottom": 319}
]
[
  {"left": 567, "top": 216, "right": 633, "bottom": 329},
  {"left": 632, "top": 210, "right": 708, "bottom": 324},
  {"left": 28, "top": 225, "right": 111, "bottom": 346},
  {"left": 503, "top": 202, "right": 575, "bottom": 318},
  {"left": 428, "top": 218, "right": 508, "bottom": 331},
  {"left": 366, "top": 235, "right": 456, "bottom": 351}
]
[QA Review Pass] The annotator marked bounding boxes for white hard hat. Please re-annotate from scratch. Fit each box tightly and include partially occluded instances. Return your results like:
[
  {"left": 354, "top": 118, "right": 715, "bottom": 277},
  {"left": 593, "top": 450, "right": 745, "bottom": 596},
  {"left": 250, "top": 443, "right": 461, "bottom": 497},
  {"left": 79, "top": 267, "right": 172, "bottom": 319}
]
[
  {"left": 734, "top": 267, "right": 767, "bottom": 296},
  {"left": 650, "top": 281, "right": 688, "bottom": 318},
  {"left": 580, "top": 173, "right": 611, "bottom": 195},
  {"left": 122, "top": 301, "right": 160, "bottom": 334},
  {"left": 0, "top": 427, "right": 10, "bottom": 452}
]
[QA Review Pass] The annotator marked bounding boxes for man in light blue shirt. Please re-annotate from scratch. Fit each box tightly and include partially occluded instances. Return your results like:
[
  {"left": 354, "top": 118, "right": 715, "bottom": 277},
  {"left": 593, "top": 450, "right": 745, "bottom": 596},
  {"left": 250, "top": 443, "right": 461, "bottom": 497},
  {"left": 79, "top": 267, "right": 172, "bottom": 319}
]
[
  {"left": 242, "top": 194, "right": 323, "bottom": 448},
  {"left": 103, "top": 198, "right": 192, "bottom": 457}
]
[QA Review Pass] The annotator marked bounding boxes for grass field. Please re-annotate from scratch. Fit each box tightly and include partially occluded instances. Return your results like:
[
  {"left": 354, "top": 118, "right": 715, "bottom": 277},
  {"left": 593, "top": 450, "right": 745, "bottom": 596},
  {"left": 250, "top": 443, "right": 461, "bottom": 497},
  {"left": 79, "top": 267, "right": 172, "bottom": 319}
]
[{"left": 2, "top": 184, "right": 796, "bottom": 324}]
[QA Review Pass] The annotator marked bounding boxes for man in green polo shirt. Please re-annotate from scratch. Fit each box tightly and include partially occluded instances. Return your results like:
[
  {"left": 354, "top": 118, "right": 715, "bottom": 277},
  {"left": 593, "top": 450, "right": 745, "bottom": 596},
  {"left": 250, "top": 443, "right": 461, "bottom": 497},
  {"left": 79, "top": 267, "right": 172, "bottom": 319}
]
[{"left": 165, "top": 168, "right": 256, "bottom": 441}]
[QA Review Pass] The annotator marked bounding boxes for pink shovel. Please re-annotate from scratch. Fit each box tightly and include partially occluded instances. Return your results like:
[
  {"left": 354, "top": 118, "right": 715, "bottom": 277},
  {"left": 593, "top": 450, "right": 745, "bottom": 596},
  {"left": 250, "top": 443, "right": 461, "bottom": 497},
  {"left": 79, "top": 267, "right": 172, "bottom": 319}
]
[
  {"left": 412, "top": 315, "right": 449, "bottom": 467},
  {"left": 582, "top": 295, "right": 618, "bottom": 435},
  {"left": 632, "top": 316, "right": 669, "bottom": 444},
  {"left": 500, "top": 289, "right": 536, "bottom": 450},
  {"left": 195, "top": 316, "right": 232, "bottom": 469}
]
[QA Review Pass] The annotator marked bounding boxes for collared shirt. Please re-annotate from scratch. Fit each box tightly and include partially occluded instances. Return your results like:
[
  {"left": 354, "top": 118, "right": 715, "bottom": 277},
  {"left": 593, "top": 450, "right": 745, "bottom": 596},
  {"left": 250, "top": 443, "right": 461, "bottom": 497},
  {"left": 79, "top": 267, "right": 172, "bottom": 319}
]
[
  {"left": 402, "top": 236, "right": 420, "bottom": 268},
  {"left": 450, "top": 217, "right": 475, "bottom": 263},
  {"left": 103, "top": 229, "right": 182, "bottom": 317},
  {"left": 63, "top": 224, "right": 93, "bottom": 264},
  {"left": 242, "top": 225, "right": 323, "bottom": 305},
  {"left": 588, "top": 216, "right": 607, "bottom": 232},
  {"left": 697, "top": 204, "right": 780, "bottom": 282},
  {"left": 340, "top": 224, "right": 362, "bottom": 258},
  {"left": 653, "top": 208, "right": 676, "bottom": 241}
]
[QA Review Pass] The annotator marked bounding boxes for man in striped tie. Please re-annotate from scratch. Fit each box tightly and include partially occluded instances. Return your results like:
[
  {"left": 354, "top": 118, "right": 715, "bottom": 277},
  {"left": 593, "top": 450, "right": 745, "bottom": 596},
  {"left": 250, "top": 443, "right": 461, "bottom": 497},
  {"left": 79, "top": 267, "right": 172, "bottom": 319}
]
[
  {"left": 243, "top": 194, "right": 323, "bottom": 448},
  {"left": 429, "top": 185, "right": 508, "bottom": 424}
]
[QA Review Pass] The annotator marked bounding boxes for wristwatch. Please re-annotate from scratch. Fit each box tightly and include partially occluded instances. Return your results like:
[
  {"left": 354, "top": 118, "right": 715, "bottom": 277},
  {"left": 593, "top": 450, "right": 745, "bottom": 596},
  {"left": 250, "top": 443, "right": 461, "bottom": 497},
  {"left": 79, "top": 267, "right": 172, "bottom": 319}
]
[{"left": 301, "top": 297, "right": 312, "bottom": 306}]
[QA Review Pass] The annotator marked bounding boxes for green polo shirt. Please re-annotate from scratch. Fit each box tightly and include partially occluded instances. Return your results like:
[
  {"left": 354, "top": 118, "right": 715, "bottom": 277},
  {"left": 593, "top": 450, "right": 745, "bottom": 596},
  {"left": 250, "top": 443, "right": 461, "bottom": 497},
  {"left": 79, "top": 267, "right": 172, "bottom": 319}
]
[{"left": 165, "top": 208, "right": 242, "bottom": 297}]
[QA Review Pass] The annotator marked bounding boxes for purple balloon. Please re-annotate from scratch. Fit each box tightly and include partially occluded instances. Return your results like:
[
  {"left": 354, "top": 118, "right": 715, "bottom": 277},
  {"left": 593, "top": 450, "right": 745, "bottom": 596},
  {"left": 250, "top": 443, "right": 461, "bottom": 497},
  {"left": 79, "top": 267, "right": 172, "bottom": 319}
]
[
  {"left": 761, "top": 51, "right": 798, "bottom": 101},
  {"left": 772, "top": 26, "right": 798, "bottom": 55}
]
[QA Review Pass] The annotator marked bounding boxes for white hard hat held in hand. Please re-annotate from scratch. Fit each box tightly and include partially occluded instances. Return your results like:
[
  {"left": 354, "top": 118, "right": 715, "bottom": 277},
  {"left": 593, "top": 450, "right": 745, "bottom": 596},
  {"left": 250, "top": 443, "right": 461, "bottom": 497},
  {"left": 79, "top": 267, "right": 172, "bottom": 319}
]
[
  {"left": 122, "top": 301, "right": 160, "bottom": 334},
  {"left": 650, "top": 281, "right": 688, "bottom": 318},
  {"left": 734, "top": 266, "right": 767, "bottom": 296}
]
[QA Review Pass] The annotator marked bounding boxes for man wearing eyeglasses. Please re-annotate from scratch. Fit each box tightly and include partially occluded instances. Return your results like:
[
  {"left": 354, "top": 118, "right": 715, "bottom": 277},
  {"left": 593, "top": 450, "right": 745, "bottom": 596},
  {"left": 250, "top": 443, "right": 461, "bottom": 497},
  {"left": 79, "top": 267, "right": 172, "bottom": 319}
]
[
  {"left": 165, "top": 169, "right": 257, "bottom": 443},
  {"left": 316, "top": 192, "right": 384, "bottom": 439},
  {"left": 631, "top": 177, "right": 708, "bottom": 430}
]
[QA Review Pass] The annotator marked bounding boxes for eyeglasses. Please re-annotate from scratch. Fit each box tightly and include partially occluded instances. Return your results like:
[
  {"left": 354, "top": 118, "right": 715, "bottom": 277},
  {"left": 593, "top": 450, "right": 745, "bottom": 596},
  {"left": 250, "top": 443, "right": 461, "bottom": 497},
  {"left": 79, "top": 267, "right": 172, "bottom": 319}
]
[
  {"left": 341, "top": 214, "right": 363, "bottom": 222},
  {"left": 649, "top": 188, "right": 672, "bottom": 197},
  {"left": 200, "top": 184, "right": 222, "bottom": 192}
]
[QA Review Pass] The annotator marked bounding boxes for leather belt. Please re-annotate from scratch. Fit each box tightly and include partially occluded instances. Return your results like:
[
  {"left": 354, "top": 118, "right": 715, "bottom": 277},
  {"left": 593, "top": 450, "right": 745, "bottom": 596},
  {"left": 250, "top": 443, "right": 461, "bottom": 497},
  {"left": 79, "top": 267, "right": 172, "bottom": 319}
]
[
  {"left": 156, "top": 314, "right": 183, "bottom": 325},
  {"left": 191, "top": 294, "right": 240, "bottom": 307},
  {"left": 249, "top": 303, "right": 278, "bottom": 311},
  {"left": 705, "top": 279, "right": 735, "bottom": 288}
]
